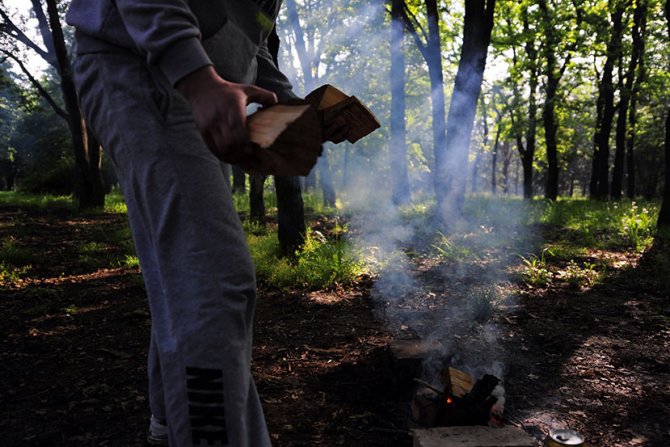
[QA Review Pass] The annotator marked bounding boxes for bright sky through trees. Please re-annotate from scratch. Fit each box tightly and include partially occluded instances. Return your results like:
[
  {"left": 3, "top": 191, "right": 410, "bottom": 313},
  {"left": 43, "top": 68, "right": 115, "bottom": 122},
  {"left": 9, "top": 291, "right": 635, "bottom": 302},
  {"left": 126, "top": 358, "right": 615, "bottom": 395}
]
[{"left": 4, "top": 0, "right": 49, "bottom": 77}]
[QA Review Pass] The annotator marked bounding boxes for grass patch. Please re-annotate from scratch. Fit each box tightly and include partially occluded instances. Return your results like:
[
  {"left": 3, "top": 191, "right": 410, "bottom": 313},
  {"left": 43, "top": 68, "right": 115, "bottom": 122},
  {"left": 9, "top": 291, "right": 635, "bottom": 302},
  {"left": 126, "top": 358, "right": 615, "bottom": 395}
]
[
  {"left": 104, "top": 190, "right": 127, "bottom": 214},
  {"left": 0, "top": 237, "right": 35, "bottom": 285},
  {"left": 1, "top": 237, "right": 36, "bottom": 266},
  {"left": 431, "top": 232, "right": 478, "bottom": 263},
  {"left": 77, "top": 241, "right": 117, "bottom": 270},
  {"left": 249, "top": 228, "right": 365, "bottom": 290},
  {"left": 0, "top": 191, "right": 74, "bottom": 211}
]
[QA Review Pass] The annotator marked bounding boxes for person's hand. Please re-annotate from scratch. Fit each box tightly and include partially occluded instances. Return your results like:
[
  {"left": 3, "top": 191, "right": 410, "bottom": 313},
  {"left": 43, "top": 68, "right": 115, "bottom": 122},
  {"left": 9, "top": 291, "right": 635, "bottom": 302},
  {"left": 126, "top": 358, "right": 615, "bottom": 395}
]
[{"left": 177, "top": 66, "right": 277, "bottom": 163}]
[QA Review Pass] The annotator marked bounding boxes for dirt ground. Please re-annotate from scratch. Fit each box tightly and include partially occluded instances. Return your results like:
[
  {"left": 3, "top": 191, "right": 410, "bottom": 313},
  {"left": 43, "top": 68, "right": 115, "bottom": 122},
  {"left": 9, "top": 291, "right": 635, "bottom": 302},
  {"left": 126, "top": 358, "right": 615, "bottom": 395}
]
[{"left": 1, "top": 206, "right": 668, "bottom": 446}]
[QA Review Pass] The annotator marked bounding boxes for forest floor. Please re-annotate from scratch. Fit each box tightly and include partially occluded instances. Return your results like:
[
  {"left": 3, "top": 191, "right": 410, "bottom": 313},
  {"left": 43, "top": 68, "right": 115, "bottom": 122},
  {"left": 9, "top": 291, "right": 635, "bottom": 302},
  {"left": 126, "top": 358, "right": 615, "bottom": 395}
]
[{"left": 1, "top": 202, "right": 669, "bottom": 446}]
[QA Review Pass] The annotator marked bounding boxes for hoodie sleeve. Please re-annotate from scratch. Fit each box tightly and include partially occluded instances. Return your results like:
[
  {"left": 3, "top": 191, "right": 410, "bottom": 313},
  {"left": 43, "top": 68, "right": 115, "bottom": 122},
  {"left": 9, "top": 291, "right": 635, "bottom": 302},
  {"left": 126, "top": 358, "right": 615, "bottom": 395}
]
[
  {"left": 114, "top": 0, "right": 212, "bottom": 86},
  {"left": 255, "top": 41, "right": 297, "bottom": 101}
]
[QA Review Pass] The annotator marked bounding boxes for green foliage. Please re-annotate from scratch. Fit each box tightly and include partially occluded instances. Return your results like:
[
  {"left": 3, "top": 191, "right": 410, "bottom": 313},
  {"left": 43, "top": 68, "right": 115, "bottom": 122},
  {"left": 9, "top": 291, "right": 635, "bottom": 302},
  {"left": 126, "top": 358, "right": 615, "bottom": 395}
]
[
  {"left": 11, "top": 101, "right": 75, "bottom": 194},
  {"left": 518, "top": 248, "right": 553, "bottom": 287},
  {"left": 559, "top": 259, "right": 601, "bottom": 288},
  {"left": 524, "top": 198, "right": 659, "bottom": 250},
  {"left": 17, "top": 156, "right": 76, "bottom": 194},
  {"left": 232, "top": 190, "right": 250, "bottom": 215},
  {"left": 249, "top": 228, "right": 365, "bottom": 290},
  {"left": 0, "top": 262, "right": 29, "bottom": 284},
  {"left": 120, "top": 255, "right": 140, "bottom": 269},
  {"left": 619, "top": 202, "right": 655, "bottom": 251}
]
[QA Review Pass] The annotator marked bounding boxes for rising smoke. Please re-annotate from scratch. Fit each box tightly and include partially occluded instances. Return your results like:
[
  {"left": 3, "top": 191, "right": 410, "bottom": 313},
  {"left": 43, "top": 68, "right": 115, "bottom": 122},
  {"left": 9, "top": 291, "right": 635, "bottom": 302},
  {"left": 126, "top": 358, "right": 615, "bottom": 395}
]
[{"left": 277, "top": 0, "right": 520, "bottom": 388}]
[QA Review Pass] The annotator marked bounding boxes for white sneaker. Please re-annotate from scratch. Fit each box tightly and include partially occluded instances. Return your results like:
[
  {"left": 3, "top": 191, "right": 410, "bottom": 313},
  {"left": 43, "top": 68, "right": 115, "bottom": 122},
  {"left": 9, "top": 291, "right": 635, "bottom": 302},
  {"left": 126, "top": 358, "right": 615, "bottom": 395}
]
[{"left": 147, "top": 415, "right": 168, "bottom": 446}]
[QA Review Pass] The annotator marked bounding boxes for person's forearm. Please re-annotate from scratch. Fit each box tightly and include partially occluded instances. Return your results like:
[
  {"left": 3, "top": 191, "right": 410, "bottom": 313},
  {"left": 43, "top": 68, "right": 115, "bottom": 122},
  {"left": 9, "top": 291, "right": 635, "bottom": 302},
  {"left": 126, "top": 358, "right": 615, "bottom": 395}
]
[{"left": 254, "top": 42, "right": 297, "bottom": 101}]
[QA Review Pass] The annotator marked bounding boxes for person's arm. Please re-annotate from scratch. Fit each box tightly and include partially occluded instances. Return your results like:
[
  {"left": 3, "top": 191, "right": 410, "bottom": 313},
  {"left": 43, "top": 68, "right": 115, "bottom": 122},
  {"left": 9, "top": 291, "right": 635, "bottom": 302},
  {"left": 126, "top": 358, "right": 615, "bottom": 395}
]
[
  {"left": 113, "top": 0, "right": 212, "bottom": 86},
  {"left": 255, "top": 41, "right": 298, "bottom": 102},
  {"left": 113, "top": 1, "right": 278, "bottom": 161}
]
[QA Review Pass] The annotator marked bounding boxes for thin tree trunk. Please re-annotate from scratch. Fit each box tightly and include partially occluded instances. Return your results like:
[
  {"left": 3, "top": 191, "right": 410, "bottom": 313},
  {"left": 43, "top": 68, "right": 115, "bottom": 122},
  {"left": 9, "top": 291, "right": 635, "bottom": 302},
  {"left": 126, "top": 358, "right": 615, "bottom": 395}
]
[
  {"left": 501, "top": 142, "right": 511, "bottom": 195},
  {"left": 538, "top": 0, "right": 573, "bottom": 201},
  {"left": 627, "top": 1, "right": 647, "bottom": 199},
  {"left": 471, "top": 148, "right": 482, "bottom": 193},
  {"left": 659, "top": 110, "right": 670, "bottom": 227},
  {"left": 249, "top": 175, "right": 266, "bottom": 224},
  {"left": 268, "top": 25, "right": 307, "bottom": 254},
  {"left": 472, "top": 96, "right": 489, "bottom": 194},
  {"left": 275, "top": 176, "right": 306, "bottom": 257},
  {"left": 45, "top": 0, "right": 105, "bottom": 208},
  {"left": 319, "top": 150, "right": 336, "bottom": 207},
  {"left": 390, "top": 0, "right": 410, "bottom": 205},
  {"left": 514, "top": 158, "right": 520, "bottom": 196},
  {"left": 491, "top": 123, "right": 501, "bottom": 195},
  {"left": 232, "top": 165, "right": 246, "bottom": 194},
  {"left": 591, "top": 1, "right": 625, "bottom": 200},
  {"left": 657, "top": 0, "right": 670, "bottom": 228},
  {"left": 611, "top": 0, "right": 645, "bottom": 200},
  {"left": 80, "top": 126, "right": 105, "bottom": 207},
  {"left": 522, "top": 8, "right": 539, "bottom": 199},
  {"left": 613, "top": 0, "right": 645, "bottom": 199},
  {"left": 342, "top": 142, "right": 350, "bottom": 189}
]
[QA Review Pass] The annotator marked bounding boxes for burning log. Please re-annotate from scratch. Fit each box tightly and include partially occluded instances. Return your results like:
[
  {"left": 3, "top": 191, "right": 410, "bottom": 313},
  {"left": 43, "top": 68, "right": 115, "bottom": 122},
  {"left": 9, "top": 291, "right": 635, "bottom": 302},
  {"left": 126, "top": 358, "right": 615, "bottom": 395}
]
[{"left": 410, "top": 367, "right": 502, "bottom": 429}]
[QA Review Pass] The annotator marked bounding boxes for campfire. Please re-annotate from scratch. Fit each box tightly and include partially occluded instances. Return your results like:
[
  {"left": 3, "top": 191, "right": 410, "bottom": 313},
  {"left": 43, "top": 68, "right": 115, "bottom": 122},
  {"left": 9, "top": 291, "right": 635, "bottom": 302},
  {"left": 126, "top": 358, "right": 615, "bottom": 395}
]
[
  {"left": 388, "top": 339, "right": 505, "bottom": 430},
  {"left": 410, "top": 365, "right": 503, "bottom": 428}
]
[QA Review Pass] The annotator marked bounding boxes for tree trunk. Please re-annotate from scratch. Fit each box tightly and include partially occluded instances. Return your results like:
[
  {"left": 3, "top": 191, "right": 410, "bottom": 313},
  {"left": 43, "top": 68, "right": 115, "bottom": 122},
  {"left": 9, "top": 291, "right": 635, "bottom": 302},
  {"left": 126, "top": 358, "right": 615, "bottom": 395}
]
[
  {"left": 657, "top": 0, "right": 670, "bottom": 228},
  {"left": 268, "top": 25, "right": 307, "bottom": 254},
  {"left": 342, "top": 142, "right": 351, "bottom": 189},
  {"left": 627, "top": 1, "right": 647, "bottom": 199},
  {"left": 275, "top": 176, "right": 306, "bottom": 257},
  {"left": 522, "top": 9, "right": 539, "bottom": 200},
  {"left": 501, "top": 142, "right": 511, "bottom": 195},
  {"left": 435, "top": 0, "right": 496, "bottom": 219},
  {"left": 591, "top": 1, "right": 625, "bottom": 200},
  {"left": 543, "top": 89, "right": 559, "bottom": 201},
  {"left": 491, "top": 122, "right": 501, "bottom": 195},
  {"left": 232, "top": 165, "right": 246, "bottom": 194},
  {"left": 390, "top": 0, "right": 410, "bottom": 205},
  {"left": 249, "top": 175, "right": 266, "bottom": 224},
  {"left": 612, "top": 0, "right": 645, "bottom": 199},
  {"left": 472, "top": 96, "right": 489, "bottom": 194},
  {"left": 538, "top": 0, "right": 568, "bottom": 201},
  {"left": 319, "top": 150, "right": 336, "bottom": 207},
  {"left": 45, "top": 0, "right": 105, "bottom": 209},
  {"left": 659, "top": 110, "right": 670, "bottom": 227},
  {"left": 471, "top": 148, "right": 482, "bottom": 193},
  {"left": 79, "top": 126, "right": 106, "bottom": 207}
]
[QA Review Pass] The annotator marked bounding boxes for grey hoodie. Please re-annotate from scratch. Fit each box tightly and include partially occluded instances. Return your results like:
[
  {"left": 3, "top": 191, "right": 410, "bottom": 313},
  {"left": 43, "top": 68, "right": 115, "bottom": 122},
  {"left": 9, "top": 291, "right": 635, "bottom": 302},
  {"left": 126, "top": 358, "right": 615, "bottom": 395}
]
[{"left": 66, "top": 0, "right": 293, "bottom": 97}]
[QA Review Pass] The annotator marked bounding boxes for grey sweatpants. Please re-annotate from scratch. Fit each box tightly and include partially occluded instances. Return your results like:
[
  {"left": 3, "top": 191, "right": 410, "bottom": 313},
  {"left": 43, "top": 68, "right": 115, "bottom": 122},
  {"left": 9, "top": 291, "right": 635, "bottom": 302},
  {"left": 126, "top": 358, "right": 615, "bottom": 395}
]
[{"left": 73, "top": 51, "right": 272, "bottom": 447}]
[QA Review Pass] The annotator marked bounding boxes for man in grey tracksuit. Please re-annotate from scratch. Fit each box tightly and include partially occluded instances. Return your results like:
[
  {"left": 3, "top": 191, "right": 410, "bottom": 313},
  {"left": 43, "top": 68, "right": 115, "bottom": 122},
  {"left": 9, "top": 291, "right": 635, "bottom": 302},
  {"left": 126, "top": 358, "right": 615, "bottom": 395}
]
[{"left": 66, "top": 1, "right": 298, "bottom": 446}]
